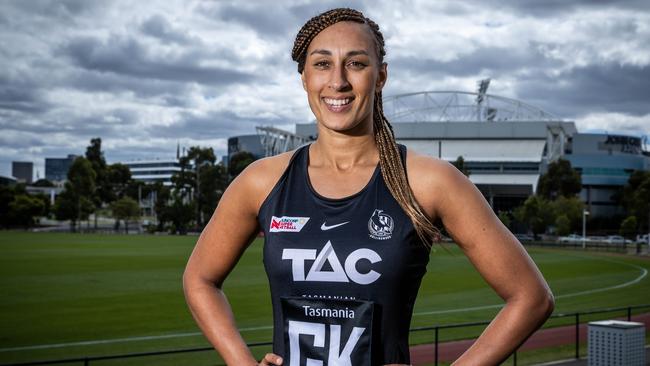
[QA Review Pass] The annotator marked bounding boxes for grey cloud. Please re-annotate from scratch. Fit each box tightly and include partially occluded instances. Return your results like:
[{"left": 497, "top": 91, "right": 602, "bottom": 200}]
[
  {"left": 65, "top": 68, "right": 194, "bottom": 103},
  {"left": 461, "top": 0, "right": 650, "bottom": 17},
  {"left": 140, "top": 14, "right": 195, "bottom": 45},
  {"left": 0, "top": 133, "right": 45, "bottom": 149},
  {"left": 197, "top": 1, "right": 367, "bottom": 38},
  {"left": 1, "top": 108, "right": 137, "bottom": 136},
  {"left": 3, "top": 0, "right": 110, "bottom": 25},
  {"left": 390, "top": 43, "right": 563, "bottom": 79},
  {"left": 60, "top": 35, "right": 255, "bottom": 86},
  {"left": 146, "top": 110, "right": 286, "bottom": 141},
  {"left": 516, "top": 63, "right": 650, "bottom": 118},
  {"left": 0, "top": 86, "right": 50, "bottom": 113}
]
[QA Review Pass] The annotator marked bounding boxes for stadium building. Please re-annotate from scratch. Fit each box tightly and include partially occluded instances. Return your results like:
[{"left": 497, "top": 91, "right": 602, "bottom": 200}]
[
  {"left": 238, "top": 84, "right": 649, "bottom": 217},
  {"left": 295, "top": 89, "right": 577, "bottom": 214},
  {"left": 563, "top": 133, "right": 649, "bottom": 217}
]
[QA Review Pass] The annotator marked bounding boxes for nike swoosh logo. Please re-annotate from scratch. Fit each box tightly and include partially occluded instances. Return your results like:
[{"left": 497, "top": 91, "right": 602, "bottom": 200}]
[{"left": 320, "top": 221, "right": 350, "bottom": 231}]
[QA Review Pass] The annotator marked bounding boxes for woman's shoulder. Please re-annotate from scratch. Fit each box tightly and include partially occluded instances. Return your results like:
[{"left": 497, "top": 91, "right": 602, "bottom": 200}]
[
  {"left": 232, "top": 148, "right": 299, "bottom": 211},
  {"left": 403, "top": 146, "right": 470, "bottom": 215}
]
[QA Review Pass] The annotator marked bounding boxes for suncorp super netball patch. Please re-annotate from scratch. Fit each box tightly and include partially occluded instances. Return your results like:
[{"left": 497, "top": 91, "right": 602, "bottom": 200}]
[{"left": 270, "top": 216, "right": 310, "bottom": 232}]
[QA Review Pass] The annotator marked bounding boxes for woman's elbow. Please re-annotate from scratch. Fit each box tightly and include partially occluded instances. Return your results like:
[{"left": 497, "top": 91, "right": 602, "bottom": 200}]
[{"left": 534, "top": 288, "right": 555, "bottom": 320}]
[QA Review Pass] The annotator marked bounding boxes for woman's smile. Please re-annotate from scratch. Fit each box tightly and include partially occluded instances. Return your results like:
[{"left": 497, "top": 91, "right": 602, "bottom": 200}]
[{"left": 322, "top": 96, "right": 355, "bottom": 113}]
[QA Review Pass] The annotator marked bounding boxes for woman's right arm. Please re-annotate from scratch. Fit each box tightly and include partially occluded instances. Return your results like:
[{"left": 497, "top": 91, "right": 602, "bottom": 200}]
[{"left": 182, "top": 159, "right": 285, "bottom": 366}]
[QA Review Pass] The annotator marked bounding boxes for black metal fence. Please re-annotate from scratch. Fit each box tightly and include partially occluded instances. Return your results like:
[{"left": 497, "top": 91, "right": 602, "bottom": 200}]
[
  {"left": 3, "top": 304, "right": 648, "bottom": 366},
  {"left": 525, "top": 240, "right": 649, "bottom": 255}
]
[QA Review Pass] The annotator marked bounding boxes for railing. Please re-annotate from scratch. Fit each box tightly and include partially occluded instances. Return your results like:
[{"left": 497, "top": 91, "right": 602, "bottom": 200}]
[
  {"left": 2, "top": 304, "right": 648, "bottom": 366},
  {"left": 525, "top": 240, "right": 648, "bottom": 254}
]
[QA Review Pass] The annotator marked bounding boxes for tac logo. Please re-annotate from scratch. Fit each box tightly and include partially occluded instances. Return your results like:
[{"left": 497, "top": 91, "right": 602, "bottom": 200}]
[
  {"left": 270, "top": 216, "right": 310, "bottom": 232},
  {"left": 282, "top": 241, "right": 382, "bottom": 285},
  {"left": 368, "top": 209, "right": 393, "bottom": 240}
]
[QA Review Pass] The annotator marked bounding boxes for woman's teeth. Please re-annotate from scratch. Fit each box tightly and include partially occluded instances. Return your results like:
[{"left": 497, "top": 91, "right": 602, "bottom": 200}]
[{"left": 324, "top": 98, "right": 352, "bottom": 106}]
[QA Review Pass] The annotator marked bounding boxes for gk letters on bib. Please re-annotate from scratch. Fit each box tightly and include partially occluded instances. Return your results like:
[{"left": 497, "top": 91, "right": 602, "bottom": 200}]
[{"left": 281, "top": 297, "right": 374, "bottom": 366}]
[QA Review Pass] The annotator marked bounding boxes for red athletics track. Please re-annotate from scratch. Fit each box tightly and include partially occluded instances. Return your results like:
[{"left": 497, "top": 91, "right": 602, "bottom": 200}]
[{"left": 409, "top": 313, "right": 650, "bottom": 364}]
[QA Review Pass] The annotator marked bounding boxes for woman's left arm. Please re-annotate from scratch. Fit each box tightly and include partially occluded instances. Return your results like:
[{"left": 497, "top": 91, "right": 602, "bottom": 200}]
[{"left": 409, "top": 154, "right": 555, "bottom": 365}]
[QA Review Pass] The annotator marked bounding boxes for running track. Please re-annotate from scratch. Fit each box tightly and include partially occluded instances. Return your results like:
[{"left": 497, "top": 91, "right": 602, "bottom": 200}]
[{"left": 409, "top": 313, "right": 650, "bottom": 364}]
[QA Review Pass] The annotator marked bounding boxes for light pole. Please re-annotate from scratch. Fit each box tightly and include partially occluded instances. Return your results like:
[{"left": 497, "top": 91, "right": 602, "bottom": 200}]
[{"left": 582, "top": 209, "right": 590, "bottom": 249}]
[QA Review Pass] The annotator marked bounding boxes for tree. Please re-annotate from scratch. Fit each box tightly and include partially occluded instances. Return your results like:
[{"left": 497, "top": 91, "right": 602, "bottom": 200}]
[
  {"left": 110, "top": 196, "right": 141, "bottom": 233},
  {"left": 8, "top": 195, "right": 45, "bottom": 228},
  {"left": 168, "top": 192, "right": 195, "bottom": 235},
  {"left": 451, "top": 156, "right": 470, "bottom": 177},
  {"left": 620, "top": 216, "right": 637, "bottom": 238},
  {"left": 621, "top": 171, "right": 650, "bottom": 233},
  {"left": 53, "top": 157, "right": 96, "bottom": 231},
  {"left": 106, "top": 163, "right": 132, "bottom": 201},
  {"left": 152, "top": 182, "right": 172, "bottom": 232},
  {"left": 0, "top": 185, "right": 16, "bottom": 228},
  {"left": 197, "top": 163, "right": 228, "bottom": 227},
  {"left": 550, "top": 196, "right": 584, "bottom": 232},
  {"left": 32, "top": 179, "right": 54, "bottom": 187},
  {"left": 513, "top": 195, "right": 554, "bottom": 238},
  {"left": 85, "top": 138, "right": 113, "bottom": 229},
  {"left": 228, "top": 151, "right": 255, "bottom": 179},
  {"left": 53, "top": 189, "right": 94, "bottom": 232},
  {"left": 172, "top": 146, "right": 228, "bottom": 229},
  {"left": 538, "top": 159, "right": 581, "bottom": 199},
  {"left": 555, "top": 215, "right": 571, "bottom": 236}
]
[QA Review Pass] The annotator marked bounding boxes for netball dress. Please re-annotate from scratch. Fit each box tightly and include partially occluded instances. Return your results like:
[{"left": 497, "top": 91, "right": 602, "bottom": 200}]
[{"left": 258, "top": 143, "right": 430, "bottom": 366}]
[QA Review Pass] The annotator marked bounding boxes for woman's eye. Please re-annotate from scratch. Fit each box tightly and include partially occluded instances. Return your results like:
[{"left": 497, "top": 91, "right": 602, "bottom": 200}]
[
  {"left": 314, "top": 61, "right": 330, "bottom": 68},
  {"left": 348, "top": 61, "right": 367, "bottom": 69}
]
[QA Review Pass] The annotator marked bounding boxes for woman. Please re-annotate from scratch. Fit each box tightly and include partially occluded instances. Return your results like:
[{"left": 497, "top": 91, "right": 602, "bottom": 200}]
[{"left": 183, "top": 8, "right": 554, "bottom": 366}]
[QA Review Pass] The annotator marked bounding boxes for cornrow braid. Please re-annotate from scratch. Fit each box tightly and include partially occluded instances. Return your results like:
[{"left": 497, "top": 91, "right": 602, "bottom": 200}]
[{"left": 292, "top": 8, "right": 441, "bottom": 248}]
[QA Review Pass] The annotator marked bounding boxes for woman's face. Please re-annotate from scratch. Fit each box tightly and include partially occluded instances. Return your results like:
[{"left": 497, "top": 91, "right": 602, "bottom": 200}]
[{"left": 301, "top": 21, "right": 387, "bottom": 133}]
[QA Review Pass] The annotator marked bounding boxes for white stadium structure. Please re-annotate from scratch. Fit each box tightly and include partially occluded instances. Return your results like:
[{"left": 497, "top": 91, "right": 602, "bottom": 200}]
[{"left": 231, "top": 84, "right": 650, "bottom": 217}]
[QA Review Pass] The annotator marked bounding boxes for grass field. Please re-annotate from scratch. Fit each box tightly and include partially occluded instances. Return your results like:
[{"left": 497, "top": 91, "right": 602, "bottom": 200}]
[{"left": 1, "top": 231, "right": 649, "bottom": 365}]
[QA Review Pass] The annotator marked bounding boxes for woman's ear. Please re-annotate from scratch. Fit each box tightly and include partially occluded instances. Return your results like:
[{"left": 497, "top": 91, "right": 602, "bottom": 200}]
[
  {"left": 301, "top": 71, "right": 307, "bottom": 91},
  {"left": 376, "top": 62, "right": 388, "bottom": 91}
]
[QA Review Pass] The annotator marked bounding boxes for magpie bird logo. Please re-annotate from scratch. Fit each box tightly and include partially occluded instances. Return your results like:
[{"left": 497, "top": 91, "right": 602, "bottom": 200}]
[{"left": 368, "top": 209, "right": 393, "bottom": 240}]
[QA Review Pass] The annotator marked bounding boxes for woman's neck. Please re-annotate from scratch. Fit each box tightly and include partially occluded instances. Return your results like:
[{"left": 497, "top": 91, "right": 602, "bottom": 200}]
[{"left": 310, "top": 130, "right": 378, "bottom": 171}]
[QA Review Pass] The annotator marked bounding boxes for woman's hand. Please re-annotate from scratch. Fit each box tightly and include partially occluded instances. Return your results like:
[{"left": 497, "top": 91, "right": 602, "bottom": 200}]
[{"left": 259, "top": 353, "right": 283, "bottom": 365}]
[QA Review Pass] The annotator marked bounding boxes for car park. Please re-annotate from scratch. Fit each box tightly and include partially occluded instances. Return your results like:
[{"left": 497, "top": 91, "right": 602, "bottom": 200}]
[
  {"left": 603, "top": 235, "right": 626, "bottom": 244},
  {"left": 515, "top": 233, "right": 534, "bottom": 242},
  {"left": 557, "top": 234, "right": 584, "bottom": 243}
]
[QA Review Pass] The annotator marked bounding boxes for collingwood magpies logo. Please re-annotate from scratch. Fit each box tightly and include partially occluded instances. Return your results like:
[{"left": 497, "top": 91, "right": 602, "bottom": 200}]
[{"left": 368, "top": 209, "right": 393, "bottom": 240}]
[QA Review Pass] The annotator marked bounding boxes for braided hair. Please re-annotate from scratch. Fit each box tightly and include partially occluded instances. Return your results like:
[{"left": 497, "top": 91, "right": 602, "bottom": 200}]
[{"left": 292, "top": 8, "right": 441, "bottom": 248}]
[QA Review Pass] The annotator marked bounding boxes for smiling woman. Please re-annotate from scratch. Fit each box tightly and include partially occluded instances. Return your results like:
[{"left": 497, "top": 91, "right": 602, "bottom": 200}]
[{"left": 182, "top": 7, "right": 555, "bottom": 366}]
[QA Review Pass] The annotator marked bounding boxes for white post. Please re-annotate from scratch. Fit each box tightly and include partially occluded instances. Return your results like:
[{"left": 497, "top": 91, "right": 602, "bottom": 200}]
[{"left": 582, "top": 210, "right": 590, "bottom": 249}]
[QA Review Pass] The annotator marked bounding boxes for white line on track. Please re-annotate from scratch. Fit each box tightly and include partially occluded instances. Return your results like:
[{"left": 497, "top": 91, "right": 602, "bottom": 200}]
[
  {"left": 1, "top": 257, "right": 646, "bottom": 353},
  {"left": 412, "top": 257, "right": 647, "bottom": 316}
]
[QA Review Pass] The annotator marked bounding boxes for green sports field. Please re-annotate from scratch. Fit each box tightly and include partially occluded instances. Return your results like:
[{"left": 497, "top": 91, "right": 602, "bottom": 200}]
[{"left": 1, "top": 231, "right": 649, "bottom": 365}]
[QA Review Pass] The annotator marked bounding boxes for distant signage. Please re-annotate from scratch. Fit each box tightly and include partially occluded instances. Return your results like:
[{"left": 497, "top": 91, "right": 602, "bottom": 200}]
[{"left": 599, "top": 135, "right": 641, "bottom": 154}]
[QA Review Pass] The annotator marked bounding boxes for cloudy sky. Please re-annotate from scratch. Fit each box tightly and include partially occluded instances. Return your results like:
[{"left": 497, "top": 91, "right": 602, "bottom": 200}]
[{"left": 1, "top": 0, "right": 649, "bottom": 178}]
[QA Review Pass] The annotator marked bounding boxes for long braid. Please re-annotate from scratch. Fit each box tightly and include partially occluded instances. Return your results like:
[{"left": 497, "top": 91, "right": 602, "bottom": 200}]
[{"left": 292, "top": 8, "right": 441, "bottom": 248}]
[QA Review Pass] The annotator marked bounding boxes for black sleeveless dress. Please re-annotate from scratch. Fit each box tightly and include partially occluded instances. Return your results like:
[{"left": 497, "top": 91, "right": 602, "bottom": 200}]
[{"left": 257, "top": 143, "right": 430, "bottom": 365}]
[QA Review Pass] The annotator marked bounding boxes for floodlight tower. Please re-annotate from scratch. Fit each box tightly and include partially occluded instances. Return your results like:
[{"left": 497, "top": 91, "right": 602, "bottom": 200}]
[{"left": 476, "top": 78, "right": 491, "bottom": 121}]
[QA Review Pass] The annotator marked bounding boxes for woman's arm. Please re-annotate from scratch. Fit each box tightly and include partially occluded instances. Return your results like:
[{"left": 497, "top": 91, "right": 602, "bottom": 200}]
[
  {"left": 409, "top": 154, "right": 554, "bottom": 365},
  {"left": 182, "top": 158, "right": 287, "bottom": 366}
]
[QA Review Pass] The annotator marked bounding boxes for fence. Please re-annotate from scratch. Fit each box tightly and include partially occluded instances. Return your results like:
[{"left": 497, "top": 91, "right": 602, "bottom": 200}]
[
  {"left": 525, "top": 241, "right": 649, "bottom": 255},
  {"left": 3, "top": 304, "right": 648, "bottom": 366}
]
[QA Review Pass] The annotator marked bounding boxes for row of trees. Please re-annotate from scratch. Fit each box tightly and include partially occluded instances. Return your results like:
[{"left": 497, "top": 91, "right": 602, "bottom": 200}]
[
  {"left": 49, "top": 138, "right": 256, "bottom": 234},
  {"left": 500, "top": 159, "right": 650, "bottom": 238},
  {"left": 5, "top": 137, "right": 648, "bottom": 237}
]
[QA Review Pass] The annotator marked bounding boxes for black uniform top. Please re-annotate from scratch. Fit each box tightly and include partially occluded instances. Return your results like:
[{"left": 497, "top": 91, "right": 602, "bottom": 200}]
[{"left": 258, "top": 143, "right": 430, "bottom": 365}]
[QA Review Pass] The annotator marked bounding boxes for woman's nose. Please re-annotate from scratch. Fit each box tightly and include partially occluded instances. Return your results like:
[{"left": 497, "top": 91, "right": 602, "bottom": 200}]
[{"left": 329, "top": 65, "right": 350, "bottom": 91}]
